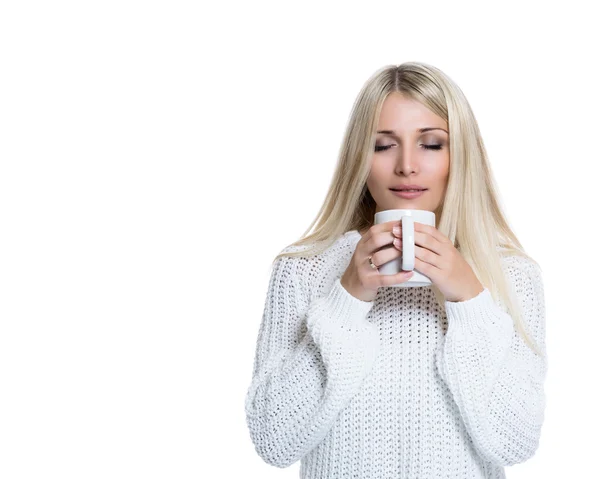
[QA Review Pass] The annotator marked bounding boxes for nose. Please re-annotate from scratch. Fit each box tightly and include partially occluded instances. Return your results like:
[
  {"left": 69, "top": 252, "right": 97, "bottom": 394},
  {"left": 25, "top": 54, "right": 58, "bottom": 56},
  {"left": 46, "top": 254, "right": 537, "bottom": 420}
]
[{"left": 394, "top": 144, "right": 418, "bottom": 175}]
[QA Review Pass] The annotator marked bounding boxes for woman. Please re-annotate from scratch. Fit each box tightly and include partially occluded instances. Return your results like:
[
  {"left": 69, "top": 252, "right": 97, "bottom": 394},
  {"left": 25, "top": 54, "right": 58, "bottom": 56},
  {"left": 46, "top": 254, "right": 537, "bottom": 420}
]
[{"left": 244, "top": 62, "right": 547, "bottom": 479}]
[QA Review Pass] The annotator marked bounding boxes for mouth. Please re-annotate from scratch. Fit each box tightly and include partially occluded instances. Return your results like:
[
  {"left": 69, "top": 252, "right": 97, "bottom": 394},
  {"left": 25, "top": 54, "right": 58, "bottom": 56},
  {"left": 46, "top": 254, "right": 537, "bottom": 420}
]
[
  {"left": 390, "top": 189, "right": 427, "bottom": 192},
  {"left": 390, "top": 188, "right": 427, "bottom": 199}
]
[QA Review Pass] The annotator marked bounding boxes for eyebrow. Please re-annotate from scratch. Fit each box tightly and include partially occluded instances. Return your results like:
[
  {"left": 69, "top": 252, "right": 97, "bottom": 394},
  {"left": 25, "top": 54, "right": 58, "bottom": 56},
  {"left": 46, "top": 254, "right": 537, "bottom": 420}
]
[{"left": 377, "top": 127, "right": 449, "bottom": 134}]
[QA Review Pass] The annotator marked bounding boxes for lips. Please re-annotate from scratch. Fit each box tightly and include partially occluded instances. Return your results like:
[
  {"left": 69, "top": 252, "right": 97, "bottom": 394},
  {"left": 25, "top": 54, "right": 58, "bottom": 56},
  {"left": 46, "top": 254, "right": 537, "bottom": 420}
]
[
  {"left": 390, "top": 184, "right": 427, "bottom": 191},
  {"left": 390, "top": 188, "right": 427, "bottom": 191},
  {"left": 390, "top": 189, "right": 427, "bottom": 199}
]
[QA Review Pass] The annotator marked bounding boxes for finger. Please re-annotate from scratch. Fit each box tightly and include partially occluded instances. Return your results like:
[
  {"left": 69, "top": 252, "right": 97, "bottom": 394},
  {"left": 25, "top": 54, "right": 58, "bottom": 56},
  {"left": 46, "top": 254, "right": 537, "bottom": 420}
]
[
  {"left": 414, "top": 245, "right": 442, "bottom": 269},
  {"left": 416, "top": 222, "right": 449, "bottom": 244},
  {"left": 377, "top": 270, "right": 414, "bottom": 287},
  {"left": 381, "top": 220, "right": 402, "bottom": 244},
  {"left": 376, "top": 220, "right": 403, "bottom": 236},
  {"left": 371, "top": 243, "right": 402, "bottom": 267},
  {"left": 413, "top": 232, "right": 443, "bottom": 256},
  {"left": 364, "top": 231, "right": 394, "bottom": 253}
]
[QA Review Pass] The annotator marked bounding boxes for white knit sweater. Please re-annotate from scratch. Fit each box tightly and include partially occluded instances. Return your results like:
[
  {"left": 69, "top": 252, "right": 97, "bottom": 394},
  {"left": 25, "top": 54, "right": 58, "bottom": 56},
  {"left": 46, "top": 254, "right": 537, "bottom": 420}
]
[{"left": 244, "top": 230, "right": 548, "bottom": 479}]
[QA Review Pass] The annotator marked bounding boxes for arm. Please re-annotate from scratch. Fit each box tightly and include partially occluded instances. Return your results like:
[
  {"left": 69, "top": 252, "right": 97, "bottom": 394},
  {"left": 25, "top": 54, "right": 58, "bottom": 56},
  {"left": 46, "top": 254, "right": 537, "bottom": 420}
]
[
  {"left": 435, "top": 256, "right": 548, "bottom": 466},
  {"left": 244, "top": 254, "right": 381, "bottom": 468}
]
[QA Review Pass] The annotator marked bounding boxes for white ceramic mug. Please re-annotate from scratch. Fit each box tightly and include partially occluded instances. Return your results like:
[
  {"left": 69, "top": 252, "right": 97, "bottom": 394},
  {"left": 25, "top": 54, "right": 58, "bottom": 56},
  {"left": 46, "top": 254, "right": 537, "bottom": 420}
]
[{"left": 373, "top": 209, "right": 436, "bottom": 288}]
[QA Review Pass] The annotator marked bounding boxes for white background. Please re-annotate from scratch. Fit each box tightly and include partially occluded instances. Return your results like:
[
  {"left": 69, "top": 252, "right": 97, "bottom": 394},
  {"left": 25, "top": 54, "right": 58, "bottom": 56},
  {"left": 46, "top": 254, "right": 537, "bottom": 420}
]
[{"left": 1, "top": 1, "right": 597, "bottom": 478}]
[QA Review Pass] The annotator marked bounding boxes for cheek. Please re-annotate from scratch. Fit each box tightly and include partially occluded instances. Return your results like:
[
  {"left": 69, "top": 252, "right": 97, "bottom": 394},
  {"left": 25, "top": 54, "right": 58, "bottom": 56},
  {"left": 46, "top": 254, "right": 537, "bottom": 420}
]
[
  {"left": 440, "top": 153, "right": 450, "bottom": 176},
  {"left": 369, "top": 156, "right": 395, "bottom": 176},
  {"left": 366, "top": 161, "right": 387, "bottom": 185},
  {"left": 424, "top": 156, "right": 450, "bottom": 181}
]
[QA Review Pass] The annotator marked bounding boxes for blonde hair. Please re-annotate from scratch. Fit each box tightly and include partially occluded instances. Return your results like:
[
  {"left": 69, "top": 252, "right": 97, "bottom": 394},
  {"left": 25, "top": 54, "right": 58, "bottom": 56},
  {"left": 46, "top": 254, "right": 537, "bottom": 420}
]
[{"left": 272, "top": 62, "right": 543, "bottom": 358}]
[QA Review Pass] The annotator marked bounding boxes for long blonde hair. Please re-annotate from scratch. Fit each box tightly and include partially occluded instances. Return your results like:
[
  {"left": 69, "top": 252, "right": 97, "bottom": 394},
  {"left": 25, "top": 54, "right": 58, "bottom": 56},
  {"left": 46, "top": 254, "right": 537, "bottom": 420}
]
[{"left": 272, "top": 62, "right": 543, "bottom": 358}]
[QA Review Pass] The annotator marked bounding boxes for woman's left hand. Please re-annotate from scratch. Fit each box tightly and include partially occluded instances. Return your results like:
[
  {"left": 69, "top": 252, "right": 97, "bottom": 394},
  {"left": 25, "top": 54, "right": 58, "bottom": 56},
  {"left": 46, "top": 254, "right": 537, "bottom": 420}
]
[{"left": 393, "top": 222, "right": 484, "bottom": 302}]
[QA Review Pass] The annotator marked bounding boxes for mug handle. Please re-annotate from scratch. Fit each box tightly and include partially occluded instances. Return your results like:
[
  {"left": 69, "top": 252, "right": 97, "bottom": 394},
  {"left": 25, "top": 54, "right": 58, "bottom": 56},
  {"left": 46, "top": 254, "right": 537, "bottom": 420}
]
[{"left": 401, "top": 216, "right": 415, "bottom": 271}]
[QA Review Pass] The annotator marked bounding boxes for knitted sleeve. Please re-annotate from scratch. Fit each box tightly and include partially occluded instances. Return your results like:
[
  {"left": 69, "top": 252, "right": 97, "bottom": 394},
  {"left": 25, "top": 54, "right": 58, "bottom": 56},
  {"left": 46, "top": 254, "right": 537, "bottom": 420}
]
[
  {"left": 435, "top": 256, "right": 548, "bottom": 467},
  {"left": 244, "top": 253, "right": 381, "bottom": 468}
]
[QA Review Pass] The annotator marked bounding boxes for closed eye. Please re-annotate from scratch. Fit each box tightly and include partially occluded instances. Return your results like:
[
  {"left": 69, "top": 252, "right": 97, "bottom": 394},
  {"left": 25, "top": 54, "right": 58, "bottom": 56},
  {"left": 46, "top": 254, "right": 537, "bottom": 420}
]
[{"left": 374, "top": 144, "right": 443, "bottom": 152}]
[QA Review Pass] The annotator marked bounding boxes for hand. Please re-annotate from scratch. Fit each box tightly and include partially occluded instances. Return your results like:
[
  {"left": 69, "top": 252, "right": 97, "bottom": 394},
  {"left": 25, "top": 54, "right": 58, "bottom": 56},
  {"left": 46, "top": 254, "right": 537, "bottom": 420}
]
[
  {"left": 392, "top": 221, "right": 484, "bottom": 302},
  {"left": 340, "top": 221, "right": 415, "bottom": 302}
]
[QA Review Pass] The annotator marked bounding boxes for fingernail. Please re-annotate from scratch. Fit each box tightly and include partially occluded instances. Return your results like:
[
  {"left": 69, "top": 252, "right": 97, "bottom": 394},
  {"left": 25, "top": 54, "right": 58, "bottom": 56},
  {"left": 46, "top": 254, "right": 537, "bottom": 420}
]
[
  {"left": 393, "top": 225, "right": 400, "bottom": 235},
  {"left": 393, "top": 238, "right": 401, "bottom": 248}
]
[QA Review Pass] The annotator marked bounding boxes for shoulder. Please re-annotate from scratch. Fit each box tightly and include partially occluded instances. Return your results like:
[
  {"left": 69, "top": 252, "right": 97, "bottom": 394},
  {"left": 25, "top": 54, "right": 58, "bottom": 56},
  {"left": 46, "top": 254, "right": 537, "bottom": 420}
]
[
  {"left": 277, "top": 230, "right": 359, "bottom": 261},
  {"left": 498, "top": 253, "right": 545, "bottom": 311},
  {"left": 499, "top": 253, "right": 543, "bottom": 282},
  {"left": 275, "top": 231, "right": 360, "bottom": 299}
]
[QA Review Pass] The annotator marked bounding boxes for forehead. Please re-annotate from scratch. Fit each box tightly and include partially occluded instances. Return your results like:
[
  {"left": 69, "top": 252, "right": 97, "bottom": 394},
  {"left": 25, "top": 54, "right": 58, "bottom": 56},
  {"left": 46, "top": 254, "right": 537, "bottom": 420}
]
[{"left": 378, "top": 92, "right": 447, "bottom": 131}]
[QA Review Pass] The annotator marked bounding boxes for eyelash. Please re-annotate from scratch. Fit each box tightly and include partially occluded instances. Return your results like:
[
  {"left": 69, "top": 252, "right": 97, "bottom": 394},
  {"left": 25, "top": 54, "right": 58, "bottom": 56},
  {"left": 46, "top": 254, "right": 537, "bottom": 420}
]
[{"left": 374, "top": 144, "right": 443, "bottom": 152}]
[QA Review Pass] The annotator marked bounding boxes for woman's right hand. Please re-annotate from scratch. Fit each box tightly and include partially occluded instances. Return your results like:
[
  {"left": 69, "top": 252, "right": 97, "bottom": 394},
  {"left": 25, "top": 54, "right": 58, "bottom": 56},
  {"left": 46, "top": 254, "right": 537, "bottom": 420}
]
[{"left": 340, "top": 220, "right": 414, "bottom": 302}]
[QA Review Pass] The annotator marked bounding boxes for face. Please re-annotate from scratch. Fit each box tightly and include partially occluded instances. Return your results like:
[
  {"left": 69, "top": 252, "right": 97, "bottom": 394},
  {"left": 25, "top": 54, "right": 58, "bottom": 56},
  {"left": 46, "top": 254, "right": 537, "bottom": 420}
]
[{"left": 366, "top": 92, "right": 450, "bottom": 225}]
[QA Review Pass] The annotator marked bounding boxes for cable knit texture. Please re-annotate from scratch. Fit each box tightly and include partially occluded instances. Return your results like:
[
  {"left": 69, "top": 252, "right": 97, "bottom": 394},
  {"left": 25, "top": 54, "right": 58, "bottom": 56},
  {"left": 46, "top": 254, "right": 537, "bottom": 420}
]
[{"left": 244, "top": 230, "right": 548, "bottom": 479}]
